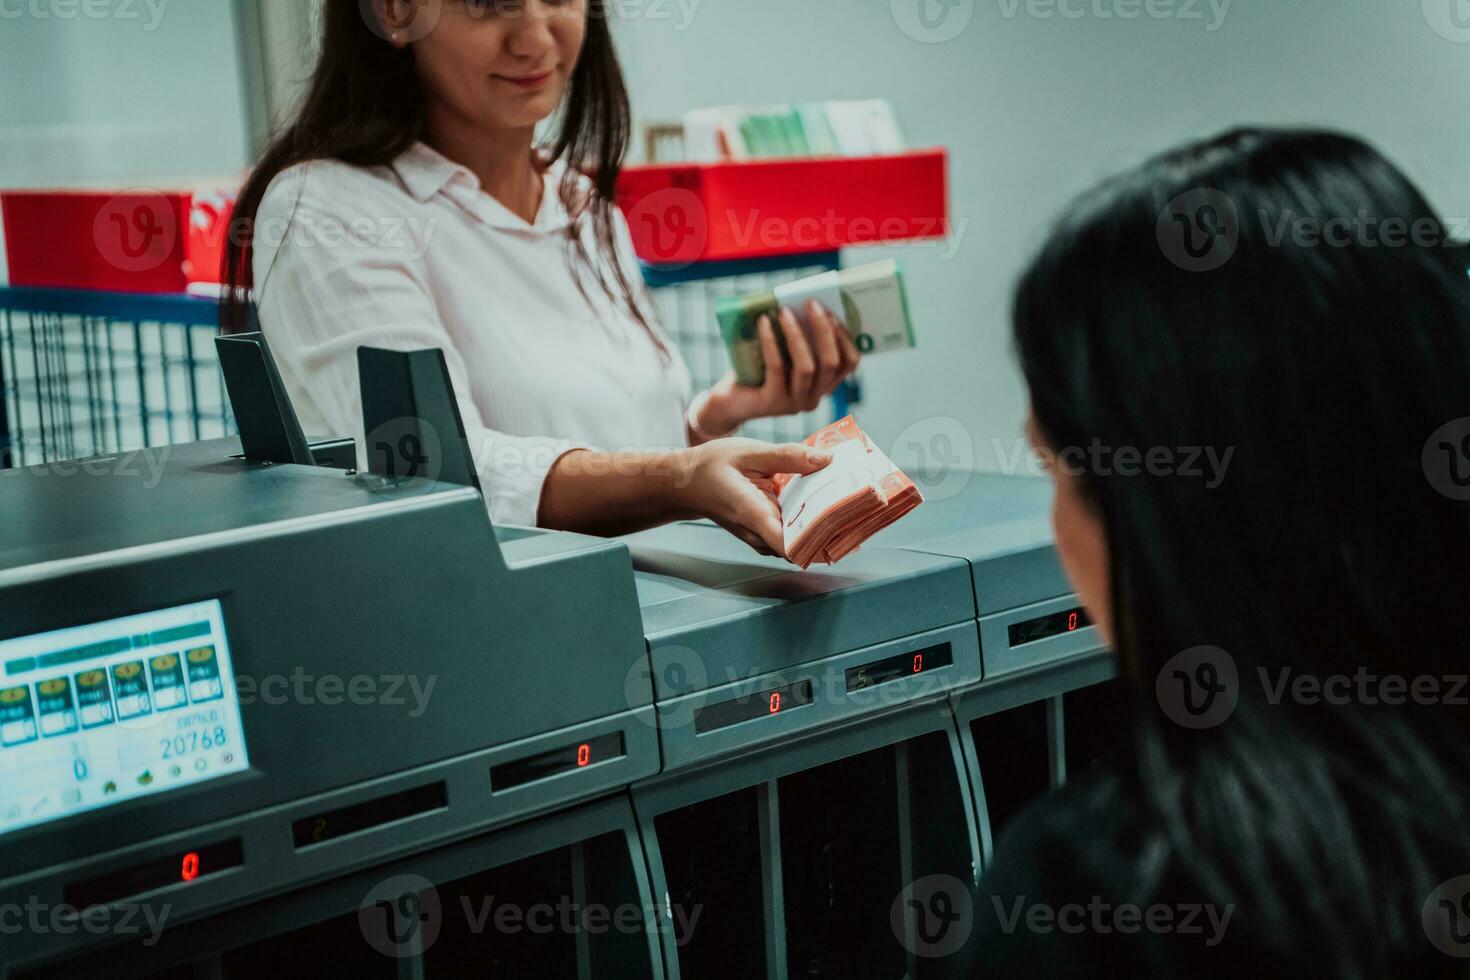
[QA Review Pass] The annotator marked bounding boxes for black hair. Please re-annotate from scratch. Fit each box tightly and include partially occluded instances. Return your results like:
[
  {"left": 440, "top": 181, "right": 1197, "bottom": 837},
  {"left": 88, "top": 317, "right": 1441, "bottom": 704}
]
[{"left": 1013, "top": 127, "right": 1470, "bottom": 975}]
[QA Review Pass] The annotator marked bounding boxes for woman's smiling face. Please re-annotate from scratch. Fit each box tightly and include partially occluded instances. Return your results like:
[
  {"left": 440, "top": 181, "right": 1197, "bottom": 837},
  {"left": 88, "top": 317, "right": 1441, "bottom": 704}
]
[{"left": 384, "top": 0, "right": 588, "bottom": 132}]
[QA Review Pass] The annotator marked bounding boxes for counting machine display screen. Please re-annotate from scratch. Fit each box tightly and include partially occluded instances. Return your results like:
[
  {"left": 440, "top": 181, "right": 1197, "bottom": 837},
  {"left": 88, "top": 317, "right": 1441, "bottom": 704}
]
[{"left": 0, "top": 600, "right": 249, "bottom": 837}]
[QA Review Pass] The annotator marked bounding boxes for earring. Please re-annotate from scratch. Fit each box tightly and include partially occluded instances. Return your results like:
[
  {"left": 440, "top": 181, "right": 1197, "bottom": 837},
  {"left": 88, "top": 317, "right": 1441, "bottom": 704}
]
[{"left": 390, "top": 31, "right": 402, "bottom": 43}]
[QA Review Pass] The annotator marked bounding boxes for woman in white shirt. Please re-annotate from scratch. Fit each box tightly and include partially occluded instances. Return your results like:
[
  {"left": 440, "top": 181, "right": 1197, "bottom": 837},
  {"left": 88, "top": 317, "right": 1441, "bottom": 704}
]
[{"left": 221, "top": 0, "right": 859, "bottom": 555}]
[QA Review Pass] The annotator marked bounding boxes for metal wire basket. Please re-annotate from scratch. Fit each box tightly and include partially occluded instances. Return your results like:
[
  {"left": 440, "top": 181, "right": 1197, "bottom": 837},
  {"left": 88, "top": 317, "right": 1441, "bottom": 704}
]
[{"left": 0, "top": 289, "right": 232, "bottom": 468}]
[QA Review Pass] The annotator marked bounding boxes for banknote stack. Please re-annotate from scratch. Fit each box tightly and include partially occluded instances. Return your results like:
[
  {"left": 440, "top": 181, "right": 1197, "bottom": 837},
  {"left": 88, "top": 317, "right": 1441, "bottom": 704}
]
[
  {"left": 717, "top": 259, "right": 917, "bottom": 386},
  {"left": 774, "top": 416, "right": 924, "bottom": 569}
]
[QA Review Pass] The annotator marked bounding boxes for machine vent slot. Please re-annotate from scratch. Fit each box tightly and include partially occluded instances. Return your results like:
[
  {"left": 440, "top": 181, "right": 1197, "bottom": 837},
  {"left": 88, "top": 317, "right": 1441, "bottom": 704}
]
[{"left": 292, "top": 782, "right": 448, "bottom": 849}]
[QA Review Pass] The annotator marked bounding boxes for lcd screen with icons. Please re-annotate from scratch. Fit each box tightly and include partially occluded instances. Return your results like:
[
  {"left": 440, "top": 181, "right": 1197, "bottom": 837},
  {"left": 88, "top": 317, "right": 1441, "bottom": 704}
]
[{"left": 0, "top": 600, "right": 249, "bottom": 837}]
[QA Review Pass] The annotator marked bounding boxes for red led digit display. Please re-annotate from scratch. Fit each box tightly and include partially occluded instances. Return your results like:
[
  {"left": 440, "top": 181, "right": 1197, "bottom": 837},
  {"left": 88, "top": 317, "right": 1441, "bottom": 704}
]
[
  {"left": 1009, "top": 607, "right": 1092, "bottom": 647},
  {"left": 180, "top": 852, "right": 200, "bottom": 883},
  {"left": 693, "top": 681, "right": 815, "bottom": 734},
  {"left": 491, "top": 733, "right": 626, "bottom": 791},
  {"left": 65, "top": 839, "right": 244, "bottom": 908},
  {"left": 845, "top": 643, "right": 955, "bottom": 693}
]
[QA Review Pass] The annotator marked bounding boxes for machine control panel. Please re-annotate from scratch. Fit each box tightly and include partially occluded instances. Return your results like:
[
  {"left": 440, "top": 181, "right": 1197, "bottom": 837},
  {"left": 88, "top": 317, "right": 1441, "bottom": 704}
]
[{"left": 0, "top": 600, "right": 250, "bottom": 837}]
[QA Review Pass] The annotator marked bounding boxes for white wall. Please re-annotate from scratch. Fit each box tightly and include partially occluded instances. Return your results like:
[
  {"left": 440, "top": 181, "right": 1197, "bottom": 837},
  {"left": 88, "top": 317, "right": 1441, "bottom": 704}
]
[
  {"left": 613, "top": 0, "right": 1470, "bottom": 471},
  {"left": 0, "top": 1, "right": 251, "bottom": 187},
  {"left": 256, "top": 0, "right": 320, "bottom": 134}
]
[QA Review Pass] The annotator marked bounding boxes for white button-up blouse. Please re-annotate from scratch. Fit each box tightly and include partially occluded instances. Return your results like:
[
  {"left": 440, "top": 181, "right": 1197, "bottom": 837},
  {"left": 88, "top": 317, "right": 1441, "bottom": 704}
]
[{"left": 251, "top": 141, "right": 694, "bottom": 527}]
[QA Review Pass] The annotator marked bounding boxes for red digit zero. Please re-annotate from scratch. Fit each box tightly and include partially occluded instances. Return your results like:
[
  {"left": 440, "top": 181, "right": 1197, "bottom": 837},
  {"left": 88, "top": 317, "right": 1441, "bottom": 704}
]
[{"left": 181, "top": 852, "right": 200, "bottom": 883}]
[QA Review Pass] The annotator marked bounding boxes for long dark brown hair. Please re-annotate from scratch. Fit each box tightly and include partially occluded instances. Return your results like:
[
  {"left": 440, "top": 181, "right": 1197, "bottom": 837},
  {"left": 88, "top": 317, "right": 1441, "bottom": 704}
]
[{"left": 220, "top": 0, "right": 655, "bottom": 347}]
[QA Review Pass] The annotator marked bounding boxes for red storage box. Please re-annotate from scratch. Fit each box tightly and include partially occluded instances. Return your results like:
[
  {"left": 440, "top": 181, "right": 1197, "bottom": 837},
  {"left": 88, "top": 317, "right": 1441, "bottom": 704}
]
[
  {"left": 615, "top": 149, "right": 948, "bottom": 266},
  {"left": 1, "top": 189, "right": 234, "bottom": 294}
]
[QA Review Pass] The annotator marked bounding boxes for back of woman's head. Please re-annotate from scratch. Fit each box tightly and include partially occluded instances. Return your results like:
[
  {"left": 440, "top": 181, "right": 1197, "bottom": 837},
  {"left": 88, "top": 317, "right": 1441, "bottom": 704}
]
[{"left": 1013, "top": 128, "right": 1470, "bottom": 975}]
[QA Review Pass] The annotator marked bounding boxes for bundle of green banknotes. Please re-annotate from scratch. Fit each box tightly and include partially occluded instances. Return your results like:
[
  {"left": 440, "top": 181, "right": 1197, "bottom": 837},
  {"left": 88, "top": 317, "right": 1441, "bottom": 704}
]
[{"left": 716, "top": 260, "right": 917, "bottom": 386}]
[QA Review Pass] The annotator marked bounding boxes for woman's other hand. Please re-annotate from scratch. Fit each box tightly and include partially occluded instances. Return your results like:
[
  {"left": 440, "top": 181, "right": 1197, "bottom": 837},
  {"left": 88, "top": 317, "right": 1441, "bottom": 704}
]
[
  {"left": 694, "top": 300, "right": 861, "bottom": 438},
  {"left": 680, "top": 438, "right": 833, "bottom": 555}
]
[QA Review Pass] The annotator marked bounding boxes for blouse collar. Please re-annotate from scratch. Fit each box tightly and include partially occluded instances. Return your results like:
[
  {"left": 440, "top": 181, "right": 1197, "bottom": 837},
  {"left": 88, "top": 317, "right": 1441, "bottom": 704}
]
[{"left": 390, "top": 141, "right": 582, "bottom": 234}]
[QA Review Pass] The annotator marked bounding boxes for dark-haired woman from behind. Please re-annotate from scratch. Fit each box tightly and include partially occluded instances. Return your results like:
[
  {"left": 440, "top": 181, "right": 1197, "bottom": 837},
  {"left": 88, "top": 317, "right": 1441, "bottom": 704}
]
[{"left": 976, "top": 128, "right": 1470, "bottom": 977}]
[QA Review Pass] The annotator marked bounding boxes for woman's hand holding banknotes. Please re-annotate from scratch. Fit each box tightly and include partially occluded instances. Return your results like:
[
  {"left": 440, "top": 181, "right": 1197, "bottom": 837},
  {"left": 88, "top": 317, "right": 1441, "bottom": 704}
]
[
  {"left": 539, "top": 300, "right": 855, "bottom": 555},
  {"left": 539, "top": 439, "right": 833, "bottom": 557},
  {"left": 690, "top": 300, "right": 861, "bottom": 441}
]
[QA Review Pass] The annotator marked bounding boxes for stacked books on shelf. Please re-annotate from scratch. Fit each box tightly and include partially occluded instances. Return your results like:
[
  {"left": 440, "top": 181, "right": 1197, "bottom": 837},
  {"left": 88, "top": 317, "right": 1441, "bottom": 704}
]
[{"left": 683, "top": 100, "right": 906, "bottom": 163}]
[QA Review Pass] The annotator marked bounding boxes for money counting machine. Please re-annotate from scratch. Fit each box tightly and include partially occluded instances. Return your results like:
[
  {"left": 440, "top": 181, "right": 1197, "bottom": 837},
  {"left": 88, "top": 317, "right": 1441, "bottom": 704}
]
[{"left": 0, "top": 341, "right": 1116, "bottom": 980}]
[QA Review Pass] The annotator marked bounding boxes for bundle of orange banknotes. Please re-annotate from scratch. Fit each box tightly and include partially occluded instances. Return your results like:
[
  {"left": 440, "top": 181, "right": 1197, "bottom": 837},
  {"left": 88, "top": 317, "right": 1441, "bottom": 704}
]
[{"left": 774, "top": 416, "right": 924, "bottom": 568}]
